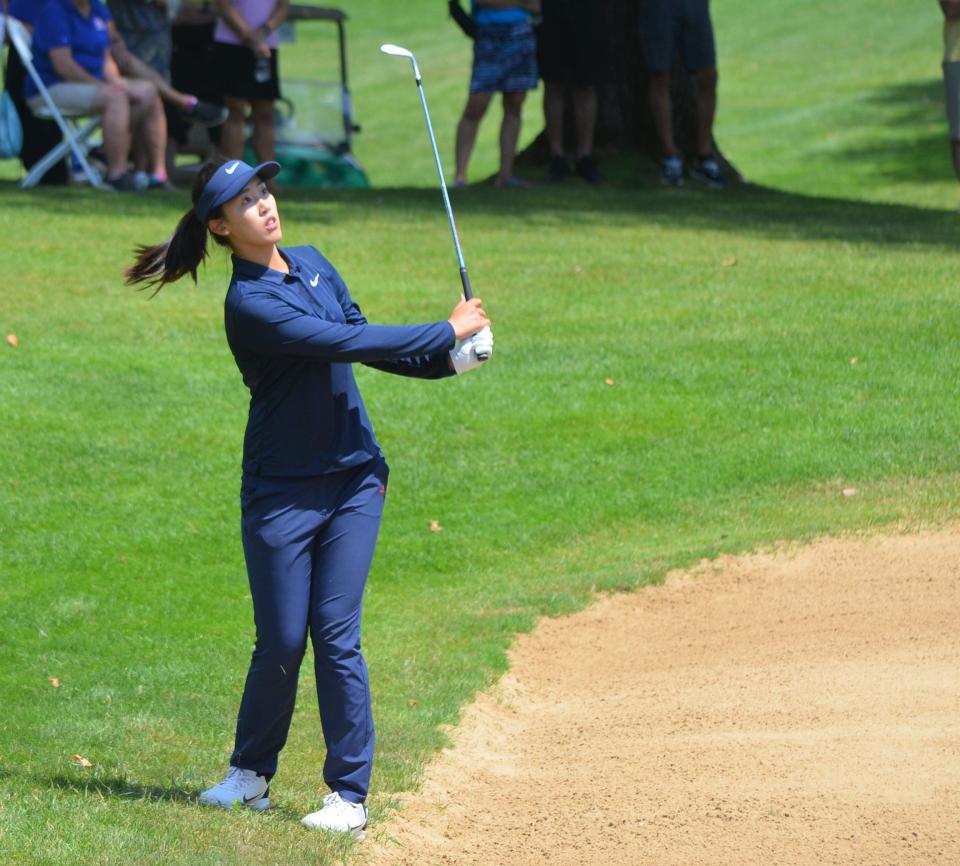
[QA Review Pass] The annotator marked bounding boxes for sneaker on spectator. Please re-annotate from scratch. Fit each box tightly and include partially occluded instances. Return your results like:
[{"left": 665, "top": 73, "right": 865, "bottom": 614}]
[
  {"left": 198, "top": 767, "right": 270, "bottom": 811},
  {"left": 575, "top": 155, "right": 601, "bottom": 184},
  {"left": 183, "top": 98, "right": 229, "bottom": 127},
  {"left": 301, "top": 791, "right": 367, "bottom": 837},
  {"left": 102, "top": 172, "right": 141, "bottom": 193},
  {"left": 660, "top": 155, "right": 684, "bottom": 187},
  {"left": 546, "top": 155, "right": 569, "bottom": 183},
  {"left": 690, "top": 156, "right": 727, "bottom": 190}
]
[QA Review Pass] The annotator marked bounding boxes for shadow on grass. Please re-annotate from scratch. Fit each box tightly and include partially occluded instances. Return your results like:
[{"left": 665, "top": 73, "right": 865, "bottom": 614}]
[
  {"left": 829, "top": 78, "right": 951, "bottom": 184},
  {"left": 34, "top": 772, "right": 307, "bottom": 820},
  {"left": 282, "top": 180, "right": 959, "bottom": 250},
  {"left": 4, "top": 107, "right": 957, "bottom": 253},
  {"left": 42, "top": 773, "right": 198, "bottom": 803}
]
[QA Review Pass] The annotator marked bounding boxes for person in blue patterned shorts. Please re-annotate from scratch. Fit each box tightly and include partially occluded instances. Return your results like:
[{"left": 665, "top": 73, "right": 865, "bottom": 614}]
[{"left": 453, "top": 0, "right": 540, "bottom": 188}]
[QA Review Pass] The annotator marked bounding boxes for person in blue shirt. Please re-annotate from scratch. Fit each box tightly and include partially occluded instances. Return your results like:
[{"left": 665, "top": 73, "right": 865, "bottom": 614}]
[
  {"left": 24, "top": 0, "right": 168, "bottom": 189},
  {"left": 125, "top": 159, "right": 493, "bottom": 835},
  {"left": 453, "top": 0, "right": 540, "bottom": 188},
  {"left": 8, "top": 0, "right": 41, "bottom": 27},
  {"left": 4, "top": 0, "right": 69, "bottom": 183}
]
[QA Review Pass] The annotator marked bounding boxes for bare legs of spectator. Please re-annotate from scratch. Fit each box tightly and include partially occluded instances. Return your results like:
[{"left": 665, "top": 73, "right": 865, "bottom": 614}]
[
  {"left": 220, "top": 96, "right": 247, "bottom": 160},
  {"left": 692, "top": 67, "right": 718, "bottom": 158},
  {"left": 455, "top": 91, "right": 493, "bottom": 185},
  {"left": 573, "top": 87, "right": 596, "bottom": 160},
  {"left": 649, "top": 67, "right": 719, "bottom": 160},
  {"left": 497, "top": 91, "right": 526, "bottom": 185},
  {"left": 544, "top": 82, "right": 596, "bottom": 161},
  {"left": 250, "top": 98, "right": 276, "bottom": 164},
  {"left": 455, "top": 91, "right": 526, "bottom": 185},
  {"left": 544, "top": 81, "right": 565, "bottom": 158},
  {"left": 220, "top": 98, "right": 279, "bottom": 190},
  {"left": 648, "top": 70, "right": 678, "bottom": 160},
  {"left": 125, "top": 80, "right": 167, "bottom": 178},
  {"left": 93, "top": 82, "right": 134, "bottom": 180}
]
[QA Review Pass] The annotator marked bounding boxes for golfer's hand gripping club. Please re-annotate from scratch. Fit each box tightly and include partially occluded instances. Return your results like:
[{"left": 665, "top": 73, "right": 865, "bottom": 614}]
[
  {"left": 450, "top": 328, "right": 495, "bottom": 375},
  {"left": 447, "top": 297, "right": 492, "bottom": 374},
  {"left": 381, "top": 42, "right": 491, "bottom": 361}
]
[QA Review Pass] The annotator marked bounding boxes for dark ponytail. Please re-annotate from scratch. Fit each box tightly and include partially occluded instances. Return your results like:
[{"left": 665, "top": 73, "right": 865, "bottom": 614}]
[{"left": 125, "top": 160, "right": 230, "bottom": 295}]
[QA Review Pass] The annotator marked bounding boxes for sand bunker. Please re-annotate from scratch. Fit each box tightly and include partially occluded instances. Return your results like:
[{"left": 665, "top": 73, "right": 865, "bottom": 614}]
[{"left": 362, "top": 528, "right": 960, "bottom": 865}]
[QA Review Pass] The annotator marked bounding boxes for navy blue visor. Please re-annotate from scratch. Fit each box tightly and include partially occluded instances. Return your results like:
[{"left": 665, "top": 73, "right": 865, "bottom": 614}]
[{"left": 195, "top": 160, "right": 281, "bottom": 223}]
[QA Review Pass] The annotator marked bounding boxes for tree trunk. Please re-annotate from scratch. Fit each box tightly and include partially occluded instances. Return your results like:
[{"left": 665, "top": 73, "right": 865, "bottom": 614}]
[{"left": 518, "top": 0, "right": 740, "bottom": 179}]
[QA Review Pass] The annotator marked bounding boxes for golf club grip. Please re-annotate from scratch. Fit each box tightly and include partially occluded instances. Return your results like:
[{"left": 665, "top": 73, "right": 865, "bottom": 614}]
[
  {"left": 459, "top": 266, "right": 473, "bottom": 300},
  {"left": 458, "top": 268, "right": 489, "bottom": 360}
]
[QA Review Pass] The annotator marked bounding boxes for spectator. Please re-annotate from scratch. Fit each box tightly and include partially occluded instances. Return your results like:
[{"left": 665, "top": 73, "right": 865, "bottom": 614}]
[
  {"left": 106, "top": 0, "right": 170, "bottom": 77},
  {"left": 105, "top": 20, "right": 225, "bottom": 126},
  {"left": 167, "top": 1, "right": 224, "bottom": 165},
  {"left": 454, "top": 0, "right": 540, "bottom": 188},
  {"left": 4, "top": 0, "right": 69, "bottom": 184},
  {"left": 24, "top": 0, "right": 169, "bottom": 190},
  {"left": 213, "top": 0, "right": 289, "bottom": 172},
  {"left": 105, "top": 0, "right": 226, "bottom": 178},
  {"left": 536, "top": 0, "right": 609, "bottom": 184},
  {"left": 639, "top": 0, "right": 726, "bottom": 189},
  {"left": 941, "top": 0, "right": 960, "bottom": 183}
]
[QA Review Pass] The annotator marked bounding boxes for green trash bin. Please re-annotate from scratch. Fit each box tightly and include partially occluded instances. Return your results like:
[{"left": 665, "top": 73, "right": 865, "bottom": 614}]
[
  {"left": 243, "top": 76, "right": 369, "bottom": 190},
  {"left": 245, "top": 142, "right": 369, "bottom": 190}
]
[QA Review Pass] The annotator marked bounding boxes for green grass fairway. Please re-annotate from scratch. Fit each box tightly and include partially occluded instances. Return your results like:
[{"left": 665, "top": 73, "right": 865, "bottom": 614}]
[{"left": 2, "top": 2, "right": 959, "bottom": 864}]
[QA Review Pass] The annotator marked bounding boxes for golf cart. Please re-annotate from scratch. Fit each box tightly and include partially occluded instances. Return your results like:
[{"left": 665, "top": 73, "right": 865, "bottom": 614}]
[
  {"left": 176, "top": 3, "right": 368, "bottom": 189},
  {"left": 245, "top": 4, "right": 370, "bottom": 189},
  {"left": 252, "top": 4, "right": 368, "bottom": 189}
]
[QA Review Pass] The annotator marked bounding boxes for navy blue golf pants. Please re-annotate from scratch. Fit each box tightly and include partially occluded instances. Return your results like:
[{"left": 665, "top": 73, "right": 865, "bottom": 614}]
[{"left": 230, "top": 455, "right": 388, "bottom": 804}]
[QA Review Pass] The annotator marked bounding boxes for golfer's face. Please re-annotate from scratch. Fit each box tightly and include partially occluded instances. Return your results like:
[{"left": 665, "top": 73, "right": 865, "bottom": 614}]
[{"left": 222, "top": 180, "right": 282, "bottom": 247}]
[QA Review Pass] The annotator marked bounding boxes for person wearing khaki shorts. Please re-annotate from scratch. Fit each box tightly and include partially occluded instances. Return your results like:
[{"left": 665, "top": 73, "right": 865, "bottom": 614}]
[
  {"left": 941, "top": 1, "right": 960, "bottom": 181},
  {"left": 24, "top": 0, "right": 168, "bottom": 190}
]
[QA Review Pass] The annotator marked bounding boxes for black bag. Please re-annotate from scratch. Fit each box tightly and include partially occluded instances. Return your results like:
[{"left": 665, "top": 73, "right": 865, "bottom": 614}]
[{"left": 448, "top": 0, "right": 475, "bottom": 39}]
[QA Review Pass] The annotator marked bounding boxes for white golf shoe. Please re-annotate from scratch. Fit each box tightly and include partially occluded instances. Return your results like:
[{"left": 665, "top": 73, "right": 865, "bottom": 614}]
[
  {"left": 198, "top": 766, "right": 270, "bottom": 811},
  {"left": 300, "top": 791, "right": 368, "bottom": 837}
]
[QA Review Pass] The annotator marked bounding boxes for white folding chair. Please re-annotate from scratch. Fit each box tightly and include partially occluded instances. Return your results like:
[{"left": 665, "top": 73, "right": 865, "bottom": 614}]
[{"left": 1, "top": 13, "right": 103, "bottom": 188}]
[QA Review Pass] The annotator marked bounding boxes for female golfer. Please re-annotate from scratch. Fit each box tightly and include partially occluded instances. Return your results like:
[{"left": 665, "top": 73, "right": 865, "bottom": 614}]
[{"left": 125, "top": 159, "right": 493, "bottom": 835}]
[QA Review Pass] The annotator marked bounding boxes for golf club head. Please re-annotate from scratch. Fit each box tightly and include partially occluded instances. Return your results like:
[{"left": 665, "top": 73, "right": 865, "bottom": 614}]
[
  {"left": 380, "top": 43, "right": 421, "bottom": 79},
  {"left": 380, "top": 43, "right": 413, "bottom": 58}
]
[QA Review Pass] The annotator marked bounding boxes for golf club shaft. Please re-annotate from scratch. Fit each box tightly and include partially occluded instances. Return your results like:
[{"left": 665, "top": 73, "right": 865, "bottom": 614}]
[{"left": 413, "top": 78, "right": 474, "bottom": 301}]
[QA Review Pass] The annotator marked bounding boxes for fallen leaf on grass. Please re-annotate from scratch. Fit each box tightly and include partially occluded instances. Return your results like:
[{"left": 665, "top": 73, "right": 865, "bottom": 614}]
[
  {"left": 842, "top": 487, "right": 858, "bottom": 497},
  {"left": 71, "top": 754, "right": 93, "bottom": 768},
  {"left": 5, "top": 333, "right": 18, "bottom": 348},
  {"left": 429, "top": 520, "right": 443, "bottom": 532},
  {"left": 850, "top": 357, "right": 859, "bottom": 366},
  {"left": 48, "top": 676, "right": 60, "bottom": 688},
  {"left": 407, "top": 699, "right": 418, "bottom": 707},
  {"left": 721, "top": 257, "right": 738, "bottom": 267},
  {"left": 572, "top": 264, "right": 584, "bottom": 274}
]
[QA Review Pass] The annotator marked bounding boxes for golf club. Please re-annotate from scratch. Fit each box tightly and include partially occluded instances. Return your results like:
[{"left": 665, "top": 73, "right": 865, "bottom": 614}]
[{"left": 380, "top": 43, "right": 490, "bottom": 359}]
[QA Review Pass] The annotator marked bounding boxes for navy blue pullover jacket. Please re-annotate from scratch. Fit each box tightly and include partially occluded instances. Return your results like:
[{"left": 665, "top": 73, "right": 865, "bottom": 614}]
[{"left": 224, "top": 246, "right": 457, "bottom": 477}]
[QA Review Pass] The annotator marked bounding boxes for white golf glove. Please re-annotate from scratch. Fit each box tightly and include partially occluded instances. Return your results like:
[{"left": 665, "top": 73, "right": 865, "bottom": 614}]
[{"left": 449, "top": 326, "right": 494, "bottom": 374}]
